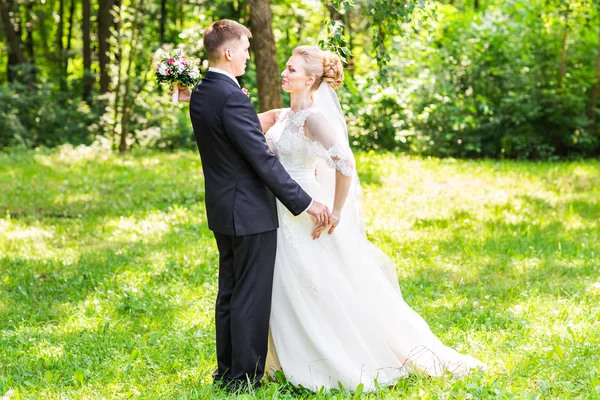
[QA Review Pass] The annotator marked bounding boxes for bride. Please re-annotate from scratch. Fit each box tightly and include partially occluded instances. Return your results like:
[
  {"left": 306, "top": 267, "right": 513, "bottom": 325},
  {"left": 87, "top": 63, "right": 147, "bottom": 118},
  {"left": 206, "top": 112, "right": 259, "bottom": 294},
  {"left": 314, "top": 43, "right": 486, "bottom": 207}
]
[{"left": 257, "top": 46, "right": 486, "bottom": 392}]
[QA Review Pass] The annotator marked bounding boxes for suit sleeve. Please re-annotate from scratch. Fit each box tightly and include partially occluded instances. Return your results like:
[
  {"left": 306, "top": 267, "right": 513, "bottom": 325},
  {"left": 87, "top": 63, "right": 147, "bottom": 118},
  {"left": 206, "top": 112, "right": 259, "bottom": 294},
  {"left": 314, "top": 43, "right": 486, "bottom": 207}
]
[{"left": 222, "top": 91, "right": 312, "bottom": 216}]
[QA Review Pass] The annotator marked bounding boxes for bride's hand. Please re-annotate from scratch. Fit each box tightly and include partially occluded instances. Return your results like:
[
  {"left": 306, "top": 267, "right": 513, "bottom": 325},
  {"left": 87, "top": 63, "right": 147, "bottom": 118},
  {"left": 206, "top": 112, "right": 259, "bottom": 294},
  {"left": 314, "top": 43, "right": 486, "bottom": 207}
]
[{"left": 311, "top": 215, "right": 340, "bottom": 239}]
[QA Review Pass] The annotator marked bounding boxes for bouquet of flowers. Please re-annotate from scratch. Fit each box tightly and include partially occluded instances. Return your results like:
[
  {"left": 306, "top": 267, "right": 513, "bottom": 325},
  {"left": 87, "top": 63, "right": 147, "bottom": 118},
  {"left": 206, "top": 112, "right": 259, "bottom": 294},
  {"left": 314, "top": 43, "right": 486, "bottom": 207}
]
[{"left": 155, "top": 49, "right": 201, "bottom": 105}]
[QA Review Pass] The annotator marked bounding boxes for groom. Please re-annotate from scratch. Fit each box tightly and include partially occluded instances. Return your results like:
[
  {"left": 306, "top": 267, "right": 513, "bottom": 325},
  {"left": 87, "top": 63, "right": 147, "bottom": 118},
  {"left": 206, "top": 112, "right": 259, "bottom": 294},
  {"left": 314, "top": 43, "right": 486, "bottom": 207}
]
[{"left": 177, "top": 20, "right": 331, "bottom": 392}]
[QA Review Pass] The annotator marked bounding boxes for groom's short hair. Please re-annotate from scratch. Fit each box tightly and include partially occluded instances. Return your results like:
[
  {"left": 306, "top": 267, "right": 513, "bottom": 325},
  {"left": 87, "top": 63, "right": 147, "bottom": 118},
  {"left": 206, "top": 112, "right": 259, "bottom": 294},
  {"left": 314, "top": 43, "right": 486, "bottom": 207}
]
[{"left": 203, "top": 20, "right": 252, "bottom": 62}]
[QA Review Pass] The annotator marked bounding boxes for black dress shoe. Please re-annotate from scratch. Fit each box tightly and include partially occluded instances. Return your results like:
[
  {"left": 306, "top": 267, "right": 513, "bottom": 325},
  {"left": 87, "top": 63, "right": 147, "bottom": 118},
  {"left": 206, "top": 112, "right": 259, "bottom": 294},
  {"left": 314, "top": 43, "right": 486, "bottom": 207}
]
[{"left": 213, "top": 369, "right": 231, "bottom": 388}]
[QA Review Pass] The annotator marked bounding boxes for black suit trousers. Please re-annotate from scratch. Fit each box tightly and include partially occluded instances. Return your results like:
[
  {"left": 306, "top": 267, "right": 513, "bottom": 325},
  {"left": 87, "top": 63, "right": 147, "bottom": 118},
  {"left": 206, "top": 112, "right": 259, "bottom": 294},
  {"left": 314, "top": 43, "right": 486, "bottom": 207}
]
[{"left": 212, "top": 229, "right": 278, "bottom": 386}]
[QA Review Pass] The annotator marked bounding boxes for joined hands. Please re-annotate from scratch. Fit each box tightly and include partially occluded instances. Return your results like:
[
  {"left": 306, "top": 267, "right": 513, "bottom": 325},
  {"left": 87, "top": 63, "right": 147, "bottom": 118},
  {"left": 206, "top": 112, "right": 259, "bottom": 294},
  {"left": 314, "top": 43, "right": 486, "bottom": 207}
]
[
  {"left": 306, "top": 201, "right": 340, "bottom": 240},
  {"left": 311, "top": 214, "right": 340, "bottom": 240}
]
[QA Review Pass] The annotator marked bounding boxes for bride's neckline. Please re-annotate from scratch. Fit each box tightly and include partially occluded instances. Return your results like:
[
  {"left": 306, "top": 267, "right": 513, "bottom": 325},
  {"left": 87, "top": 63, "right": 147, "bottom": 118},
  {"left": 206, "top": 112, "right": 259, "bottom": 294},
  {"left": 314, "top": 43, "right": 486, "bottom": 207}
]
[{"left": 289, "top": 101, "right": 314, "bottom": 113}]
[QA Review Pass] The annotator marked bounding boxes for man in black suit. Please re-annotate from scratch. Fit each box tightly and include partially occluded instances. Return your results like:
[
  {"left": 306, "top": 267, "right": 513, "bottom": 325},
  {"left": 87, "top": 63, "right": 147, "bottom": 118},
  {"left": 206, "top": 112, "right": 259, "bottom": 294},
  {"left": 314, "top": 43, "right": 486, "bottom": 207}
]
[{"left": 174, "top": 20, "right": 331, "bottom": 392}]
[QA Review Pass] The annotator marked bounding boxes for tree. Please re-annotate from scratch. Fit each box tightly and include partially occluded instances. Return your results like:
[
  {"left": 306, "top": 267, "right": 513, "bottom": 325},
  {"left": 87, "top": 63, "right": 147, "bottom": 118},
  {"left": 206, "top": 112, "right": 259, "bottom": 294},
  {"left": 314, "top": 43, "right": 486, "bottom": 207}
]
[
  {"left": 591, "top": 33, "right": 600, "bottom": 122},
  {"left": 98, "top": 0, "right": 115, "bottom": 93},
  {"left": 24, "top": 0, "right": 36, "bottom": 81},
  {"left": 590, "top": 1, "right": 600, "bottom": 123},
  {"left": 82, "top": 0, "right": 93, "bottom": 102},
  {"left": 0, "top": 0, "right": 26, "bottom": 81},
  {"left": 66, "top": 0, "right": 76, "bottom": 51},
  {"left": 159, "top": 0, "right": 167, "bottom": 44},
  {"left": 557, "top": 0, "right": 570, "bottom": 91},
  {"left": 249, "top": 0, "right": 282, "bottom": 111},
  {"left": 118, "top": 0, "right": 146, "bottom": 152},
  {"left": 57, "top": 0, "right": 66, "bottom": 89}
]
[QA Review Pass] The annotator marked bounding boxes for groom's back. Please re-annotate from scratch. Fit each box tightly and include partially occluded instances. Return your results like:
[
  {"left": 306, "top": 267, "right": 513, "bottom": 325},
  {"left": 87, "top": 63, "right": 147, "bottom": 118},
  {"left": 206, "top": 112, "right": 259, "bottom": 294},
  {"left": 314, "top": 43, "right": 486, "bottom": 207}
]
[
  {"left": 189, "top": 72, "right": 279, "bottom": 237},
  {"left": 189, "top": 76, "right": 245, "bottom": 176}
]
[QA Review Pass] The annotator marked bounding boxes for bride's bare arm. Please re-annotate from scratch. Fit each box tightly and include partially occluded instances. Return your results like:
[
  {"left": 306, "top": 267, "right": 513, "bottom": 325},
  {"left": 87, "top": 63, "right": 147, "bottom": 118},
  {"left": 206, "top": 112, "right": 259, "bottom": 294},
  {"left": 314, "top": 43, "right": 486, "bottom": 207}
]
[
  {"left": 311, "top": 169, "right": 351, "bottom": 238},
  {"left": 332, "top": 170, "right": 352, "bottom": 219},
  {"left": 257, "top": 109, "right": 280, "bottom": 133}
]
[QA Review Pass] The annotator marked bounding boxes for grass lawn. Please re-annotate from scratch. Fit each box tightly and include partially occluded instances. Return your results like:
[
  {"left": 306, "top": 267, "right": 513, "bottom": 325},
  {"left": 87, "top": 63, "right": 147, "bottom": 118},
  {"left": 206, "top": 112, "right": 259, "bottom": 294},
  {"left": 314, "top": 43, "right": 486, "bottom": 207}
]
[{"left": 0, "top": 147, "right": 599, "bottom": 399}]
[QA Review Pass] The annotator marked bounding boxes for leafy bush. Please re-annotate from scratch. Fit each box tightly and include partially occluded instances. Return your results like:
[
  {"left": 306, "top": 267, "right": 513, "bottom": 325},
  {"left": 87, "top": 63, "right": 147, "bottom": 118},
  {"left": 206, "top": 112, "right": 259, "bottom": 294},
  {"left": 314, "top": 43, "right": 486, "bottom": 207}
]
[
  {"left": 343, "top": 0, "right": 600, "bottom": 159},
  {"left": 0, "top": 81, "right": 101, "bottom": 149}
]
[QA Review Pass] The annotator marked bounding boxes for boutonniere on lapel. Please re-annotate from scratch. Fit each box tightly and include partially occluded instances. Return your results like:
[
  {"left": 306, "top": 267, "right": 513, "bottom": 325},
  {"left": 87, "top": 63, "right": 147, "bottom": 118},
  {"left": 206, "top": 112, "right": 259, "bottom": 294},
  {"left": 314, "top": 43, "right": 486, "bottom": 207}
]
[{"left": 241, "top": 88, "right": 250, "bottom": 97}]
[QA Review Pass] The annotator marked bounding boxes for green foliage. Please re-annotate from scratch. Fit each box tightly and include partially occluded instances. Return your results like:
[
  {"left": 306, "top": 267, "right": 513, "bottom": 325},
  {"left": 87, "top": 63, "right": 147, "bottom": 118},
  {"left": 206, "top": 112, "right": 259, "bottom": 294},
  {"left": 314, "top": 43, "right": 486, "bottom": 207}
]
[
  {"left": 0, "top": 79, "right": 101, "bottom": 149},
  {"left": 407, "top": 1, "right": 599, "bottom": 159},
  {"left": 340, "top": 0, "right": 600, "bottom": 159},
  {"left": 364, "top": 0, "right": 431, "bottom": 81},
  {"left": 1, "top": 149, "right": 599, "bottom": 398},
  {"left": 1, "top": 0, "right": 599, "bottom": 159}
]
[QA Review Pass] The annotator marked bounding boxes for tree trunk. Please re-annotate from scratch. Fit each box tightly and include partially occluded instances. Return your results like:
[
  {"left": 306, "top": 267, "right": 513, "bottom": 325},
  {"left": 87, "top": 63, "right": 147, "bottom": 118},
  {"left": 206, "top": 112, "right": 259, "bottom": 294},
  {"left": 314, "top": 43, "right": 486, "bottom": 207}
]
[
  {"left": 178, "top": 0, "right": 183, "bottom": 30},
  {"left": 249, "top": 0, "right": 282, "bottom": 111},
  {"left": 159, "top": 0, "right": 167, "bottom": 44},
  {"left": 57, "top": 0, "right": 66, "bottom": 90},
  {"left": 0, "top": 0, "right": 26, "bottom": 81},
  {"left": 98, "top": 0, "right": 114, "bottom": 93},
  {"left": 119, "top": 0, "right": 145, "bottom": 152},
  {"left": 557, "top": 3, "right": 570, "bottom": 91},
  {"left": 66, "top": 0, "right": 76, "bottom": 51},
  {"left": 590, "top": 30, "right": 600, "bottom": 123},
  {"left": 113, "top": 4, "right": 123, "bottom": 139},
  {"left": 113, "top": 0, "right": 122, "bottom": 67},
  {"left": 474, "top": 0, "right": 479, "bottom": 9},
  {"left": 82, "top": 0, "right": 92, "bottom": 102},
  {"left": 25, "top": 1, "right": 36, "bottom": 81}
]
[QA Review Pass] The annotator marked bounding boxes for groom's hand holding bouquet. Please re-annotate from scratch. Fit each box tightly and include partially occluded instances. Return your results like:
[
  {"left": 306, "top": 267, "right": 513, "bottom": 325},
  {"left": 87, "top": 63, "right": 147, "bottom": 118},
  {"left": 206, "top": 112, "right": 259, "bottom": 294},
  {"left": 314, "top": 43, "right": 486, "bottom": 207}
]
[{"left": 155, "top": 49, "right": 201, "bottom": 104}]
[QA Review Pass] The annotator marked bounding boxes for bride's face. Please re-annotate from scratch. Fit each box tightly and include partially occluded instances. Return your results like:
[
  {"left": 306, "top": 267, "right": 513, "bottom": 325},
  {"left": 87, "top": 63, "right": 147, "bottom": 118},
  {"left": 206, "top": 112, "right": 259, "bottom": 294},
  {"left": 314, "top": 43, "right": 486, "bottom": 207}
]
[{"left": 281, "top": 55, "right": 314, "bottom": 93}]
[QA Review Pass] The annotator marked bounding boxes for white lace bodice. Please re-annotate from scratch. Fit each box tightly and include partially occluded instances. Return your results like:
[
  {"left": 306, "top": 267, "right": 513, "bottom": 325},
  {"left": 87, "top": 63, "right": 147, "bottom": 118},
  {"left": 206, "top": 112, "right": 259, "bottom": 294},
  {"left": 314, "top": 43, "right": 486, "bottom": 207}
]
[{"left": 265, "top": 107, "right": 355, "bottom": 176}]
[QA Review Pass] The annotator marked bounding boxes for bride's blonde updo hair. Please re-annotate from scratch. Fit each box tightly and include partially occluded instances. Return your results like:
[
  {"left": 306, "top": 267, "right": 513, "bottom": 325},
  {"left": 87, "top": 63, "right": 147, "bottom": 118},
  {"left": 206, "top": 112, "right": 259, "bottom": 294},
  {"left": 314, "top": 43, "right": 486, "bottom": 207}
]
[{"left": 292, "top": 46, "right": 344, "bottom": 91}]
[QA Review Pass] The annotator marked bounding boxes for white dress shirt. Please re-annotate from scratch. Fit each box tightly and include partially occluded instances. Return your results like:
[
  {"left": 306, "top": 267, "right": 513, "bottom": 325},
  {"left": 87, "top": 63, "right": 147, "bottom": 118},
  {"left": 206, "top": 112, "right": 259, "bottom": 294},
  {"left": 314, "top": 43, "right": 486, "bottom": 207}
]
[{"left": 208, "top": 67, "right": 240, "bottom": 87}]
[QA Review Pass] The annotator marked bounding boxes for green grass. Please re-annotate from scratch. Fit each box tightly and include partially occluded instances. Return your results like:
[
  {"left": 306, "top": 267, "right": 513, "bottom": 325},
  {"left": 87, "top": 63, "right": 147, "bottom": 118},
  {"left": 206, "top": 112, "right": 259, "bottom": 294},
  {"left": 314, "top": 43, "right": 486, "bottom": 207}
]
[{"left": 0, "top": 146, "right": 599, "bottom": 399}]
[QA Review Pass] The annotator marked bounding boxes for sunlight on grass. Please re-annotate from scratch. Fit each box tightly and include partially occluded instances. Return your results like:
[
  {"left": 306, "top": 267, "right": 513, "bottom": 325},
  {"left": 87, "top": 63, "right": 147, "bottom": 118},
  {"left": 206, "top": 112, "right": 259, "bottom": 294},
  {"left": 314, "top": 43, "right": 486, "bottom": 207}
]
[{"left": 0, "top": 150, "right": 599, "bottom": 398}]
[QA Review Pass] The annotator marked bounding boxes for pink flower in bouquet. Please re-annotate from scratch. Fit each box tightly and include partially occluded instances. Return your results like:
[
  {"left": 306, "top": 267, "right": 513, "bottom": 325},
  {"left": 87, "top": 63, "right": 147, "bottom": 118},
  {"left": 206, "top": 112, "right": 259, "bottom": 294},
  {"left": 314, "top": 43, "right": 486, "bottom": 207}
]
[
  {"left": 241, "top": 88, "right": 250, "bottom": 97},
  {"left": 168, "top": 59, "right": 175, "bottom": 65}
]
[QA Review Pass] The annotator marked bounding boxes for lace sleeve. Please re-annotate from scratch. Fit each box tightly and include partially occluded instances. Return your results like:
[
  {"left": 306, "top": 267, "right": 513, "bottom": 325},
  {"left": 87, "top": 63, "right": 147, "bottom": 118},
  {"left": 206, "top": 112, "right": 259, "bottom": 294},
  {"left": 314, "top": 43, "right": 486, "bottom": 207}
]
[{"left": 304, "top": 109, "right": 355, "bottom": 176}]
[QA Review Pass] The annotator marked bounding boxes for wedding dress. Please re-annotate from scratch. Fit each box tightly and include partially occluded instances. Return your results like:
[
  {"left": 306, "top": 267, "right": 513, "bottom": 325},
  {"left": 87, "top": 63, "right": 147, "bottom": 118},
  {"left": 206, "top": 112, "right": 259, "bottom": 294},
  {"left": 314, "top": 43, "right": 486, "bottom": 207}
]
[{"left": 264, "top": 83, "right": 485, "bottom": 392}]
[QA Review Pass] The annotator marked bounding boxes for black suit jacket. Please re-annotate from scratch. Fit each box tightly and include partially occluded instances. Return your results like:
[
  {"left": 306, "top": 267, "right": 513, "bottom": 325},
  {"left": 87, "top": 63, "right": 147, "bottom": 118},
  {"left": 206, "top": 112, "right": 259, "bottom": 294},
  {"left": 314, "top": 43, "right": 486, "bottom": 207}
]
[{"left": 189, "top": 71, "right": 312, "bottom": 237}]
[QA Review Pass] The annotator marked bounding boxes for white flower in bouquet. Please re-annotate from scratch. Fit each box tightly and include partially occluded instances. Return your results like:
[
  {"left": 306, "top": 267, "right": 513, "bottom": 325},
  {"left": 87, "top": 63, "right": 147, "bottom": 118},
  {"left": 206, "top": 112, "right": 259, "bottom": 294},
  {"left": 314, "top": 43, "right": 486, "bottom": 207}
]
[
  {"left": 157, "top": 64, "right": 169, "bottom": 76},
  {"left": 189, "top": 68, "right": 200, "bottom": 80}
]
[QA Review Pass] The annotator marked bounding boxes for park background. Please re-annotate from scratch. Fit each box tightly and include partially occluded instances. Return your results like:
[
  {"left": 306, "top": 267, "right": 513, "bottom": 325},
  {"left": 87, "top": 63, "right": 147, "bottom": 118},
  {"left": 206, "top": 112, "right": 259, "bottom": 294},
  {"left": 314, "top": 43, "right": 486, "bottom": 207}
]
[{"left": 1, "top": 0, "right": 599, "bottom": 398}]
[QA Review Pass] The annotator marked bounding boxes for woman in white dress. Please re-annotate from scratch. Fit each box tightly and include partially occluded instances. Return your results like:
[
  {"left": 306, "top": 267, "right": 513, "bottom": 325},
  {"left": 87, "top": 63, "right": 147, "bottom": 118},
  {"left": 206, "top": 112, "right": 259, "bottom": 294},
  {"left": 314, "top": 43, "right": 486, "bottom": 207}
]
[{"left": 257, "top": 46, "right": 486, "bottom": 392}]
